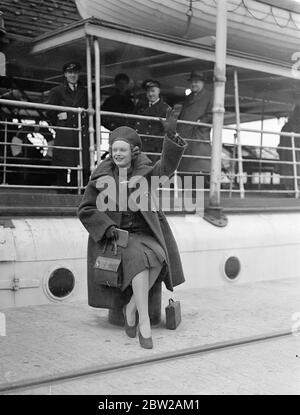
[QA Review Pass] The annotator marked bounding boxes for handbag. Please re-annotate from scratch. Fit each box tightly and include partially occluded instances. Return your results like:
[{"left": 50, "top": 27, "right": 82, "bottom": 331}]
[
  {"left": 93, "top": 239, "right": 122, "bottom": 288},
  {"left": 165, "top": 298, "right": 181, "bottom": 330}
]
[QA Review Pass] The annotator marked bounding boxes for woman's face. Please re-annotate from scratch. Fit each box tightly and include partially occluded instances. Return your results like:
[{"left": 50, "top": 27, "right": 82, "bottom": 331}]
[{"left": 111, "top": 140, "right": 132, "bottom": 168}]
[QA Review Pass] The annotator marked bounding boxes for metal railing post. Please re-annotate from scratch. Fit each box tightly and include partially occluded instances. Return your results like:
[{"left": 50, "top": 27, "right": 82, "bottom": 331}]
[
  {"left": 77, "top": 113, "right": 83, "bottom": 193},
  {"left": 174, "top": 170, "right": 179, "bottom": 199},
  {"left": 86, "top": 35, "right": 95, "bottom": 173},
  {"left": 258, "top": 99, "right": 265, "bottom": 190},
  {"left": 2, "top": 119, "right": 8, "bottom": 184},
  {"left": 229, "top": 132, "right": 237, "bottom": 198},
  {"left": 206, "top": 0, "right": 228, "bottom": 226},
  {"left": 291, "top": 132, "right": 299, "bottom": 198},
  {"left": 94, "top": 38, "right": 102, "bottom": 164},
  {"left": 233, "top": 70, "right": 245, "bottom": 199}
]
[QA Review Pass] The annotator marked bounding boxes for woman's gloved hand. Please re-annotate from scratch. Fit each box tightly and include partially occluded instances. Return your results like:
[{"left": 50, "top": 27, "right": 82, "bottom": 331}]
[
  {"left": 160, "top": 108, "right": 186, "bottom": 146},
  {"left": 105, "top": 225, "right": 118, "bottom": 240},
  {"left": 160, "top": 108, "right": 178, "bottom": 138}
]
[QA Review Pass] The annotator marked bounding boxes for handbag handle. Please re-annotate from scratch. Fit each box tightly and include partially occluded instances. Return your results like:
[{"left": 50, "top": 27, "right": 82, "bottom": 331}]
[
  {"left": 169, "top": 298, "right": 174, "bottom": 305},
  {"left": 112, "top": 239, "right": 117, "bottom": 255},
  {"left": 102, "top": 238, "right": 118, "bottom": 256},
  {"left": 101, "top": 239, "right": 108, "bottom": 254}
]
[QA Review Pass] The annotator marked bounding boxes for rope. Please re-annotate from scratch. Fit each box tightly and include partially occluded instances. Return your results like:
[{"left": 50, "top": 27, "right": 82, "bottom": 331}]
[
  {"left": 184, "top": 0, "right": 194, "bottom": 38},
  {"left": 206, "top": 0, "right": 300, "bottom": 31}
]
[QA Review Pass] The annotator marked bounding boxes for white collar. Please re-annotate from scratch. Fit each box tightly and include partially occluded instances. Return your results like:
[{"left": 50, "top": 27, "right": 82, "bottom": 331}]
[
  {"left": 68, "top": 83, "right": 77, "bottom": 91},
  {"left": 149, "top": 98, "right": 160, "bottom": 107}
]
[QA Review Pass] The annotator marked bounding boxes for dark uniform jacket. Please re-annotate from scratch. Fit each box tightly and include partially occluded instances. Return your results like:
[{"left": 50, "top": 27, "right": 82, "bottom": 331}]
[
  {"left": 177, "top": 87, "right": 213, "bottom": 173},
  {"left": 134, "top": 98, "right": 170, "bottom": 157},
  {"left": 47, "top": 81, "right": 89, "bottom": 169},
  {"left": 78, "top": 135, "right": 187, "bottom": 309}
]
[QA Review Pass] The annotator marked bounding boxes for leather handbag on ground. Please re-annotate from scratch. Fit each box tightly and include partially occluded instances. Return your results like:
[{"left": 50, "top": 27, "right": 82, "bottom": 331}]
[
  {"left": 165, "top": 298, "right": 181, "bottom": 330},
  {"left": 93, "top": 239, "right": 122, "bottom": 288}
]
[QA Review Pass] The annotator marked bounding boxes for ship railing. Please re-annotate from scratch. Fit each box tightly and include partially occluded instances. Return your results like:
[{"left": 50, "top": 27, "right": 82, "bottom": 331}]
[
  {"left": 0, "top": 99, "right": 88, "bottom": 194},
  {"left": 221, "top": 125, "right": 300, "bottom": 199},
  {"left": 1, "top": 100, "right": 299, "bottom": 200},
  {"left": 100, "top": 111, "right": 300, "bottom": 199}
]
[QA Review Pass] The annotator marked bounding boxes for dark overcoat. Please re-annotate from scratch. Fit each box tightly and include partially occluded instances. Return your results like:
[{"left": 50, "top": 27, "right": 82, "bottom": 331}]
[
  {"left": 78, "top": 135, "right": 187, "bottom": 309},
  {"left": 177, "top": 87, "right": 213, "bottom": 173},
  {"left": 277, "top": 118, "right": 300, "bottom": 190},
  {"left": 134, "top": 98, "right": 170, "bottom": 156},
  {"left": 101, "top": 92, "right": 135, "bottom": 130},
  {"left": 47, "top": 82, "right": 89, "bottom": 169}
]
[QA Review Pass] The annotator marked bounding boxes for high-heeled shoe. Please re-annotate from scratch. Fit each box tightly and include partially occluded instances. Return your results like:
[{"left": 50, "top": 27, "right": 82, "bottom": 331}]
[
  {"left": 138, "top": 326, "right": 153, "bottom": 349},
  {"left": 123, "top": 304, "right": 138, "bottom": 338}
]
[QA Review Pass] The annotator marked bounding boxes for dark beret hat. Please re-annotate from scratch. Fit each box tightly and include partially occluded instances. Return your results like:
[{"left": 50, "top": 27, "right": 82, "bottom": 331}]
[
  {"left": 62, "top": 62, "right": 81, "bottom": 72},
  {"left": 109, "top": 126, "right": 142, "bottom": 148}
]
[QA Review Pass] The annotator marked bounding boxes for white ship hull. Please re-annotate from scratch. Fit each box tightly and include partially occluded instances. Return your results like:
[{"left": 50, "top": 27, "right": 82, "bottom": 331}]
[{"left": 1, "top": 213, "right": 300, "bottom": 308}]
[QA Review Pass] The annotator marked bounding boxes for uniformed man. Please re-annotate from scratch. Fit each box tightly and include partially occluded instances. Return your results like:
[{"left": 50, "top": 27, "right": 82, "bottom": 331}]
[
  {"left": 47, "top": 61, "right": 90, "bottom": 189},
  {"left": 134, "top": 79, "right": 170, "bottom": 163}
]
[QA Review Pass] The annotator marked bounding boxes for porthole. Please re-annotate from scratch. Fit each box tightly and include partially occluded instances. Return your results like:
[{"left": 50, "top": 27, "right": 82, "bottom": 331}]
[
  {"left": 223, "top": 256, "right": 241, "bottom": 281},
  {"left": 45, "top": 267, "right": 75, "bottom": 301}
]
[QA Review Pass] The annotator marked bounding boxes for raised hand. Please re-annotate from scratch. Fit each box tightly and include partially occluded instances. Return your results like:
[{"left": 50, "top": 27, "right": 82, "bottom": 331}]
[{"left": 160, "top": 108, "right": 178, "bottom": 137}]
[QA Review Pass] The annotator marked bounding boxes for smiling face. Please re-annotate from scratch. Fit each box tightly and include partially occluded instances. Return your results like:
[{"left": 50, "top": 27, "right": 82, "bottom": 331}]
[
  {"left": 111, "top": 140, "right": 132, "bottom": 168},
  {"left": 64, "top": 70, "right": 79, "bottom": 85},
  {"left": 147, "top": 86, "right": 160, "bottom": 103}
]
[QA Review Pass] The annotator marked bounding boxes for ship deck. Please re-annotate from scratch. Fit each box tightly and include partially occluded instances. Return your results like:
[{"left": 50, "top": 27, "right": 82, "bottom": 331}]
[
  {"left": 0, "top": 278, "right": 299, "bottom": 395},
  {"left": 1, "top": 190, "right": 300, "bottom": 217}
]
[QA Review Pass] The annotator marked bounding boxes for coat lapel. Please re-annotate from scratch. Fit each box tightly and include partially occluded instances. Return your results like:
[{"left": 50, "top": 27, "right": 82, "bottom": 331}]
[{"left": 91, "top": 154, "right": 154, "bottom": 209}]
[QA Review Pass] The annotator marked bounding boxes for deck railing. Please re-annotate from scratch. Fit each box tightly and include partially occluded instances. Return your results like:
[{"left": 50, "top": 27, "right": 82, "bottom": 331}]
[
  {"left": 0, "top": 99, "right": 299, "bottom": 199},
  {"left": 0, "top": 99, "right": 87, "bottom": 193}
]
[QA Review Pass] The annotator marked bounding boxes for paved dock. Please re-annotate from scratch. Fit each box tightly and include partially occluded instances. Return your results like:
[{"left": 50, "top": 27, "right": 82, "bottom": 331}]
[{"left": 0, "top": 278, "right": 300, "bottom": 395}]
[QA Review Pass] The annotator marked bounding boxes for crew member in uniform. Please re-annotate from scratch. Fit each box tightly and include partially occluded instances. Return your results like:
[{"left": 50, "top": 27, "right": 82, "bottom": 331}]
[
  {"left": 134, "top": 80, "right": 170, "bottom": 163},
  {"left": 47, "top": 61, "right": 90, "bottom": 189}
]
